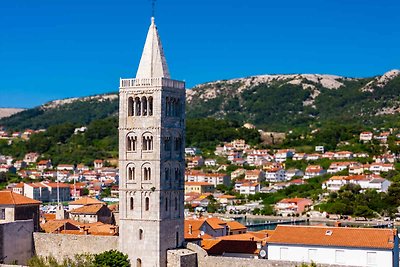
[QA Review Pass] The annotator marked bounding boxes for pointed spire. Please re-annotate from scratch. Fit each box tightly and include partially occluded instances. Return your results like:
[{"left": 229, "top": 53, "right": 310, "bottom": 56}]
[{"left": 136, "top": 17, "right": 170, "bottom": 79}]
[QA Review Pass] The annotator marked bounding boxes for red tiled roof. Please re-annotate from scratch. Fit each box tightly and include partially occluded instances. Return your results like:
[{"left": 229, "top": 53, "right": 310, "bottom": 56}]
[
  {"left": 0, "top": 190, "right": 41, "bottom": 205},
  {"left": 268, "top": 225, "right": 397, "bottom": 249},
  {"left": 226, "top": 221, "right": 247, "bottom": 231},
  {"left": 69, "top": 196, "right": 104, "bottom": 206},
  {"left": 70, "top": 204, "right": 106, "bottom": 214}
]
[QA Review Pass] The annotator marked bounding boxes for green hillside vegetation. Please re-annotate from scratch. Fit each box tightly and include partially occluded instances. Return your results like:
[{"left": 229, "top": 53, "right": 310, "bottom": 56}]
[
  {"left": 0, "top": 117, "right": 118, "bottom": 166},
  {"left": 187, "top": 74, "right": 400, "bottom": 131},
  {"left": 0, "top": 117, "right": 259, "bottom": 165},
  {"left": 0, "top": 96, "right": 118, "bottom": 130}
]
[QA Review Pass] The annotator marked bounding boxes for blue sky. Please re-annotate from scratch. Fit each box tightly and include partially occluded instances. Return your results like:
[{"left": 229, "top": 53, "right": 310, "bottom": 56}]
[{"left": 0, "top": 0, "right": 399, "bottom": 108}]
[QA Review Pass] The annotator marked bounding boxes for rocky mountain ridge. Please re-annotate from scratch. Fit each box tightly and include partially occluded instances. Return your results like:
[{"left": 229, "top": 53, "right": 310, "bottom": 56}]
[{"left": 1, "top": 70, "right": 400, "bottom": 131}]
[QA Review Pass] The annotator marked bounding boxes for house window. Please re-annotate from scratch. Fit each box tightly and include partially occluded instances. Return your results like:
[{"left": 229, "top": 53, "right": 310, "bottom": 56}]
[
  {"left": 335, "top": 250, "right": 345, "bottom": 264},
  {"left": 176, "top": 231, "right": 179, "bottom": 247},
  {"left": 139, "top": 229, "right": 143, "bottom": 240},
  {"left": 0, "top": 208, "right": 5, "bottom": 220},
  {"left": 174, "top": 137, "right": 181, "bottom": 151},
  {"left": 137, "top": 258, "right": 142, "bottom": 267},
  {"left": 145, "top": 197, "right": 150, "bottom": 211},
  {"left": 130, "top": 197, "right": 134, "bottom": 210},
  {"left": 367, "top": 252, "right": 377, "bottom": 266},
  {"left": 175, "top": 197, "right": 178, "bottom": 211},
  {"left": 165, "top": 197, "right": 168, "bottom": 211}
]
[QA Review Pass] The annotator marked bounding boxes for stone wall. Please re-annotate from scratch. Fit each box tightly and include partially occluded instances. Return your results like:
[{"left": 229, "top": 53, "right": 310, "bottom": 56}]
[
  {"left": 0, "top": 220, "right": 34, "bottom": 265},
  {"left": 33, "top": 233, "right": 118, "bottom": 261},
  {"left": 185, "top": 243, "right": 355, "bottom": 267}
]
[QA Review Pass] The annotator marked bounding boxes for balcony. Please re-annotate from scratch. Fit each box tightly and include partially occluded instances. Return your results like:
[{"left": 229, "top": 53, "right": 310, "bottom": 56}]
[{"left": 120, "top": 77, "right": 185, "bottom": 89}]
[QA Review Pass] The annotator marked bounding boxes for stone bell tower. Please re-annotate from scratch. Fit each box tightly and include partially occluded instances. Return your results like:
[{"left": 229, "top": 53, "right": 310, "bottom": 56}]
[{"left": 118, "top": 17, "right": 185, "bottom": 267}]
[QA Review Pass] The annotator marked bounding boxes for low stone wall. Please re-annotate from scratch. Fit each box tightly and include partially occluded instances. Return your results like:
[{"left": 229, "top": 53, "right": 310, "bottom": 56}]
[
  {"left": 33, "top": 233, "right": 118, "bottom": 261},
  {"left": 185, "top": 243, "right": 355, "bottom": 267}
]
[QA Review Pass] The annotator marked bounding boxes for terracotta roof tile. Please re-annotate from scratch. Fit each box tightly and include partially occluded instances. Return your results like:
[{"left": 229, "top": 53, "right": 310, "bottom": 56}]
[
  {"left": 226, "top": 221, "right": 247, "bottom": 231},
  {"left": 69, "top": 196, "right": 104, "bottom": 206},
  {"left": 0, "top": 190, "right": 41, "bottom": 205},
  {"left": 70, "top": 204, "right": 106, "bottom": 214},
  {"left": 268, "top": 225, "right": 397, "bottom": 249}
]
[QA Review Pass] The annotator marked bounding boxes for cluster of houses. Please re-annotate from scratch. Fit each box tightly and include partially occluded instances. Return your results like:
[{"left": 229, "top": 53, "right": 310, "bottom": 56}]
[
  {"left": 1, "top": 183, "right": 397, "bottom": 267},
  {"left": 0, "top": 191, "right": 117, "bottom": 237},
  {"left": 0, "top": 128, "right": 46, "bottom": 140},
  {"left": 0, "top": 152, "right": 119, "bottom": 202}
]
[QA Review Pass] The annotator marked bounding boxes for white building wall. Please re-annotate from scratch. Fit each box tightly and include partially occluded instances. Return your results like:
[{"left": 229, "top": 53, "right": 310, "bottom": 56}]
[{"left": 268, "top": 244, "right": 395, "bottom": 267}]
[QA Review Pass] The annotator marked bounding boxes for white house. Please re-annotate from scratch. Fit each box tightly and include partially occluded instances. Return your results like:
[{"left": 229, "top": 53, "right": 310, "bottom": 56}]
[
  {"left": 359, "top": 132, "right": 373, "bottom": 142},
  {"left": 285, "top": 169, "right": 304, "bottom": 180},
  {"left": 304, "top": 165, "right": 326, "bottom": 179},
  {"left": 333, "top": 151, "right": 353, "bottom": 160},
  {"left": 267, "top": 225, "right": 399, "bottom": 267},
  {"left": 265, "top": 168, "right": 286, "bottom": 182},
  {"left": 244, "top": 169, "right": 265, "bottom": 182},
  {"left": 204, "top": 159, "right": 217, "bottom": 167},
  {"left": 237, "top": 182, "right": 260, "bottom": 195},
  {"left": 275, "top": 149, "right": 294, "bottom": 163}
]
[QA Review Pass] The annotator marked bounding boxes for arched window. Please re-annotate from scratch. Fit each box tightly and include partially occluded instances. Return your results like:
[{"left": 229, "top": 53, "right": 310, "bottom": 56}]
[
  {"left": 128, "top": 97, "right": 134, "bottom": 116},
  {"left": 137, "top": 258, "right": 142, "bottom": 267},
  {"left": 171, "top": 98, "right": 176, "bottom": 116},
  {"left": 175, "top": 168, "right": 179, "bottom": 180},
  {"left": 143, "top": 167, "right": 151, "bottom": 181},
  {"left": 148, "top": 97, "right": 153, "bottom": 116},
  {"left": 128, "top": 166, "right": 135, "bottom": 180},
  {"left": 142, "top": 134, "right": 153, "bottom": 151},
  {"left": 141, "top": 96, "right": 147, "bottom": 116},
  {"left": 135, "top": 97, "right": 141, "bottom": 116},
  {"left": 175, "top": 99, "right": 180, "bottom": 116},
  {"left": 126, "top": 134, "right": 137, "bottom": 152},
  {"left": 175, "top": 197, "right": 178, "bottom": 211},
  {"left": 165, "top": 197, "right": 168, "bottom": 211},
  {"left": 174, "top": 137, "right": 181, "bottom": 151},
  {"left": 139, "top": 229, "right": 143, "bottom": 240},
  {"left": 165, "top": 168, "right": 169, "bottom": 180},
  {"left": 166, "top": 97, "right": 171, "bottom": 116},
  {"left": 145, "top": 197, "right": 150, "bottom": 211},
  {"left": 130, "top": 197, "right": 134, "bottom": 210},
  {"left": 164, "top": 137, "right": 171, "bottom": 151},
  {"left": 142, "top": 136, "right": 148, "bottom": 150}
]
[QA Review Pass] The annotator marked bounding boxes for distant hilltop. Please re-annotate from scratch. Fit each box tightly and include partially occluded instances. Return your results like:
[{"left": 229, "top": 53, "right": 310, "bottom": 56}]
[
  {"left": 1, "top": 69, "right": 400, "bottom": 131},
  {"left": 0, "top": 108, "right": 25, "bottom": 119}
]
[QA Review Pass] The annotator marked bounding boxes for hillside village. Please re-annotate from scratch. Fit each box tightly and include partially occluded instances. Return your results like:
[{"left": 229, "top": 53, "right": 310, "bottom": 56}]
[{"left": 2, "top": 121, "right": 400, "bottom": 265}]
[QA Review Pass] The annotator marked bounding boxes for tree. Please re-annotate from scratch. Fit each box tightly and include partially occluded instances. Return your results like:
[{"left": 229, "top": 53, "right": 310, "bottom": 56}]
[
  {"left": 94, "top": 250, "right": 130, "bottom": 267},
  {"left": 354, "top": 205, "right": 375, "bottom": 218}
]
